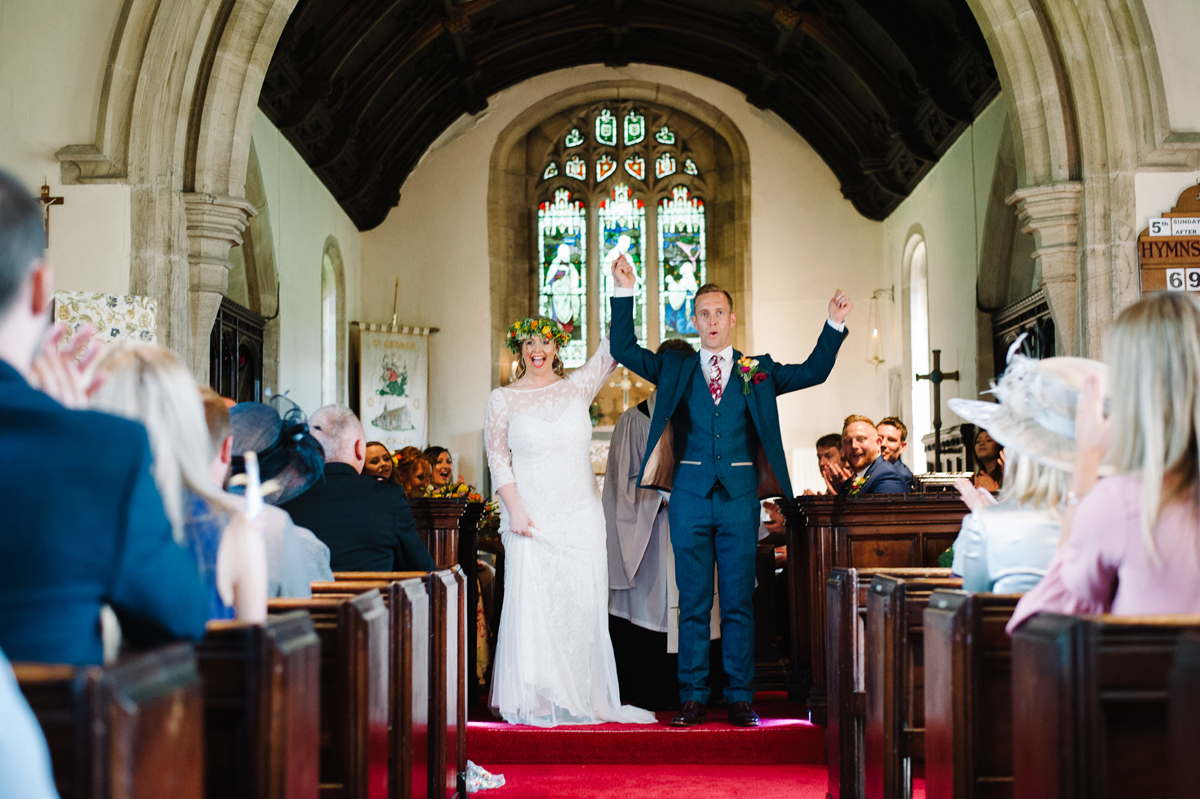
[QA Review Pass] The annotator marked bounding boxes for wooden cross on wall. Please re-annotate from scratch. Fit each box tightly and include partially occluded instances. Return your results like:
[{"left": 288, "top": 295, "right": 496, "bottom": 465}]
[
  {"left": 39, "top": 184, "right": 63, "bottom": 247},
  {"left": 916, "top": 349, "right": 960, "bottom": 472}
]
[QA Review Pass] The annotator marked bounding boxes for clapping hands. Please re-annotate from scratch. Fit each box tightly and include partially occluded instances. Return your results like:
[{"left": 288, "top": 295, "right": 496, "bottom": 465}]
[
  {"left": 822, "top": 460, "right": 853, "bottom": 492},
  {"left": 30, "top": 323, "right": 106, "bottom": 409}
]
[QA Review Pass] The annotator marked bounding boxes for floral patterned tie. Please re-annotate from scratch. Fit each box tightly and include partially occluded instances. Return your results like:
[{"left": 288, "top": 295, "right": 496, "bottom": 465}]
[{"left": 708, "top": 353, "right": 723, "bottom": 403}]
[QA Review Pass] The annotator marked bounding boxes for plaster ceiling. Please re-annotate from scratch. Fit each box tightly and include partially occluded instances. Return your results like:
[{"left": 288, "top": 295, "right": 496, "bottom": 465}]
[{"left": 259, "top": 0, "right": 1000, "bottom": 230}]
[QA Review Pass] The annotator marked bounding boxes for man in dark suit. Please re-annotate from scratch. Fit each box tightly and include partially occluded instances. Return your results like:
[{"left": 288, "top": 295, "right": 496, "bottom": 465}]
[
  {"left": 610, "top": 261, "right": 850, "bottom": 727},
  {"left": 828, "top": 415, "right": 912, "bottom": 496},
  {"left": 0, "top": 171, "right": 208, "bottom": 665},
  {"left": 282, "top": 405, "right": 435, "bottom": 572}
]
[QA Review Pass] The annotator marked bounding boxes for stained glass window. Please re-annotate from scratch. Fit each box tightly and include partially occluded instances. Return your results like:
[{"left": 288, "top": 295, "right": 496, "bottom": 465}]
[
  {"left": 543, "top": 162, "right": 558, "bottom": 179},
  {"left": 565, "top": 128, "right": 584, "bottom": 148},
  {"left": 565, "top": 156, "right": 586, "bottom": 181},
  {"left": 596, "top": 154, "right": 617, "bottom": 182},
  {"left": 655, "top": 126, "right": 676, "bottom": 145},
  {"left": 599, "top": 184, "right": 648, "bottom": 348},
  {"left": 624, "top": 110, "right": 646, "bottom": 145},
  {"left": 595, "top": 110, "right": 617, "bottom": 147},
  {"left": 658, "top": 186, "right": 706, "bottom": 345},
  {"left": 655, "top": 152, "right": 677, "bottom": 179},
  {"left": 537, "top": 188, "right": 588, "bottom": 367},
  {"left": 684, "top": 158, "right": 699, "bottom": 176},
  {"left": 624, "top": 154, "right": 645, "bottom": 181}
]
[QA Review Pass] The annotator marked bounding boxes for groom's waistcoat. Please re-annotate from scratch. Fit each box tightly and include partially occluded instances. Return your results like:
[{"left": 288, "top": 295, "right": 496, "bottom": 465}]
[{"left": 671, "top": 362, "right": 761, "bottom": 498}]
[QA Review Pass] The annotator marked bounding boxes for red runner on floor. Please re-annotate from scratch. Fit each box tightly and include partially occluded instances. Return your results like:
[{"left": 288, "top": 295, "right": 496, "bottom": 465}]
[{"left": 473, "top": 764, "right": 828, "bottom": 799}]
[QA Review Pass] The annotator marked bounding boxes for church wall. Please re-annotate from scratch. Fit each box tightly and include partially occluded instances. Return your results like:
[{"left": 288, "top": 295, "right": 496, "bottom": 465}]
[
  {"left": 360, "top": 64, "right": 886, "bottom": 491},
  {"left": 251, "top": 110, "right": 361, "bottom": 415},
  {"left": 0, "top": 0, "right": 131, "bottom": 298},
  {"left": 1142, "top": 1, "right": 1200, "bottom": 133},
  {"left": 882, "top": 98, "right": 1009, "bottom": 469}
]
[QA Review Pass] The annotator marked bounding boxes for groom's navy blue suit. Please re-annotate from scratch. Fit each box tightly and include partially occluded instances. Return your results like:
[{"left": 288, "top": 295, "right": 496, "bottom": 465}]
[{"left": 609, "top": 295, "right": 846, "bottom": 703}]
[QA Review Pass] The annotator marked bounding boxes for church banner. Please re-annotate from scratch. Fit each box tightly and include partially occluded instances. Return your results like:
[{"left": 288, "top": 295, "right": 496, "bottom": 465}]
[
  {"left": 52, "top": 291, "right": 157, "bottom": 345},
  {"left": 359, "top": 329, "right": 428, "bottom": 451}
]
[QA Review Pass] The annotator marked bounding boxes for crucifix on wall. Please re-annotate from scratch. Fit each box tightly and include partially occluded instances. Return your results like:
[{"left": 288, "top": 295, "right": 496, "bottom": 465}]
[
  {"left": 608, "top": 367, "right": 640, "bottom": 412},
  {"left": 39, "top": 184, "right": 64, "bottom": 247},
  {"left": 916, "top": 349, "right": 960, "bottom": 472}
]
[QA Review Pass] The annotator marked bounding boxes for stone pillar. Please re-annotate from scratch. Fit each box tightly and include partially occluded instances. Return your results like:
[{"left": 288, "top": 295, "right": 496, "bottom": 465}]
[
  {"left": 1007, "top": 182, "right": 1083, "bottom": 355},
  {"left": 183, "top": 193, "right": 257, "bottom": 381}
]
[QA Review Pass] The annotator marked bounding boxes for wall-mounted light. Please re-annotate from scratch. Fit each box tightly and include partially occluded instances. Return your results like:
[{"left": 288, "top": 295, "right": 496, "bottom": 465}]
[{"left": 867, "top": 286, "right": 894, "bottom": 372}]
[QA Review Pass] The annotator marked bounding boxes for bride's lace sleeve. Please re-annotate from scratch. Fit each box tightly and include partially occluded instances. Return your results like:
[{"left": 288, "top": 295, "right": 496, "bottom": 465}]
[
  {"left": 569, "top": 337, "right": 618, "bottom": 401},
  {"left": 484, "top": 389, "right": 516, "bottom": 490}
]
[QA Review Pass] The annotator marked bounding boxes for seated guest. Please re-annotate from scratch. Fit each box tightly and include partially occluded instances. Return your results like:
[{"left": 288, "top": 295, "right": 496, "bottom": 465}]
[
  {"left": 0, "top": 647, "right": 60, "bottom": 799},
  {"left": 826, "top": 415, "right": 911, "bottom": 495},
  {"left": 877, "top": 416, "right": 914, "bottom": 484},
  {"left": 219, "top": 395, "right": 334, "bottom": 596},
  {"left": 1009, "top": 294, "right": 1200, "bottom": 632},
  {"left": 363, "top": 441, "right": 393, "bottom": 481},
  {"left": 393, "top": 446, "right": 434, "bottom": 497},
  {"left": 283, "top": 406, "right": 436, "bottom": 572},
  {"left": 946, "top": 355, "right": 1104, "bottom": 593},
  {"left": 0, "top": 170, "right": 205, "bottom": 664},
  {"left": 804, "top": 433, "right": 847, "bottom": 495},
  {"left": 92, "top": 344, "right": 267, "bottom": 623},
  {"left": 972, "top": 428, "right": 1004, "bottom": 491},
  {"left": 426, "top": 445, "right": 457, "bottom": 488}
]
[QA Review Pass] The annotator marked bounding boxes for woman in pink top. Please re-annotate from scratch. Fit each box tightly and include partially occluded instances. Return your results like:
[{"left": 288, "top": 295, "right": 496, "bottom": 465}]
[{"left": 1008, "top": 292, "right": 1200, "bottom": 633}]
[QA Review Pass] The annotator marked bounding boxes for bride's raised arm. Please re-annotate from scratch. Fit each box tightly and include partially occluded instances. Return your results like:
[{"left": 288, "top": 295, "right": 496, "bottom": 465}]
[{"left": 568, "top": 337, "right": 617, "bottom": 400}]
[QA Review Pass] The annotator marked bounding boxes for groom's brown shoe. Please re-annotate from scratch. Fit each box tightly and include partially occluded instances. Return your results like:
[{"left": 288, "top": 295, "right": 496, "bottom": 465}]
[
  {"left": 727, "top": 701, "right": 760, "bottom": 727},
  {"left": 670, "top": 700, "right": 707, "bottom": 727}
]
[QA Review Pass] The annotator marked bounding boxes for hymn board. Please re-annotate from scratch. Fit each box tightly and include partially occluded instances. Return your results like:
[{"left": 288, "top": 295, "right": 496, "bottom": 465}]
[{"left": 1138, "top": 183, "right": 1200, "bottom": 293}]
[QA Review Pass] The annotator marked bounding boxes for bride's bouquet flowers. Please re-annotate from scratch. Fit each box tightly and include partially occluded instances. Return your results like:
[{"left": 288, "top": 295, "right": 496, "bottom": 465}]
[{"left": 423, "top": 480, "right": 501, "bottom": 534}]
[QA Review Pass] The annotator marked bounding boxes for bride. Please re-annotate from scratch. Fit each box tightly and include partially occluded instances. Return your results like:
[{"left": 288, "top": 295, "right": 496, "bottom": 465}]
[{"left": 485, "top": 316, "right": 657, "bottom": 727}]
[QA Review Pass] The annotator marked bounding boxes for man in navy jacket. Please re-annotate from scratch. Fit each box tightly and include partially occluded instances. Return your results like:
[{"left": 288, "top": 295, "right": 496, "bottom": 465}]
[
  {"left": 0, "top": 171, "right": 208, "bottom": 665},
  {"left": 831, "top": 416, "right": 913, "bottom": 496}
]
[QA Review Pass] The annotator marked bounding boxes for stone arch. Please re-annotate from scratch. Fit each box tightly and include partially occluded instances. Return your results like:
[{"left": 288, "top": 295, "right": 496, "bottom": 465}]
[
  {"left": 321, "top": 235, "right": 348, "bottom": 405},
  {"left": 487, "top": 79, "right": 752, "bottom": 390},
  {"left": 57, "top": 0, "right": 299, "bottom": 378}
]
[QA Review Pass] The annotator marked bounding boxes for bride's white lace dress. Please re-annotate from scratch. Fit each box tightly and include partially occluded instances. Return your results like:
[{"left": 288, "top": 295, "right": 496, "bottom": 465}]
[{"left": 485, "top": 339, "right": 657, "bottom": 727}]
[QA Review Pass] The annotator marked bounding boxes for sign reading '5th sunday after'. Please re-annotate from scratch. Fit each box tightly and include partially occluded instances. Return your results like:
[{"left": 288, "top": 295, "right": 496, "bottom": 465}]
[{"left": 1139, "top": 184, "right": 1200, "bottom": 293}]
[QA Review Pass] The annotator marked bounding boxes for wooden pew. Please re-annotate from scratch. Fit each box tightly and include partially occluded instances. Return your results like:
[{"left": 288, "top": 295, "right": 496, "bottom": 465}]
[
  {"left": 1169, "top": 630, "right": 1200, "bottom": 797},
  {"left": 788, "top": 494, "right": 967, "bottom": 722},
  {"left": 268, "top": 592, "right": 390, "bottom": 799},
  {"left": 826, "top": 567, "right": 951, "bottom": 799},
  {"left": 1012, "top": 614, "right": 1200, "bottom": 798},
  {"left": 15, "top": 643, "right": 205, "bottom": 799},
  {"left": 864, "top": 574, "right": 962, "bottom": 799},
  {"left": 320, "top": 567, "right": 466, "bottom": 799},
  {"left": 923, "top": 591, "right": 1022, "bottom": 799},
  {"left": 196, "top": 611, "right": 322, "bottom": 799}
]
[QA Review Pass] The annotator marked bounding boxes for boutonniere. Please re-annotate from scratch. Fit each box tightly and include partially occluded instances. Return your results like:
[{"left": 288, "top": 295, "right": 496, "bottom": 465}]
[
  {"left": 736, "top": 356, "right": 768, "bottom": 394},
  {"left": 847, "top": 476, "right": 869, "bottom": 497}
]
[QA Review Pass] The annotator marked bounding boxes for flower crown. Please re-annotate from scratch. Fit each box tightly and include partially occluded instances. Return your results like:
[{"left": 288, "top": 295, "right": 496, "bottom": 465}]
[{"left": 505, "top": 317, "right": 571, "bottom": 355}]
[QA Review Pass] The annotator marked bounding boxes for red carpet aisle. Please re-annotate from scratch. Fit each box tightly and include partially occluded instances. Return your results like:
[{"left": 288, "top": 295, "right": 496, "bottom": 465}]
[{"left": 470, "top": 692, "right": 844, "bottom": 798}]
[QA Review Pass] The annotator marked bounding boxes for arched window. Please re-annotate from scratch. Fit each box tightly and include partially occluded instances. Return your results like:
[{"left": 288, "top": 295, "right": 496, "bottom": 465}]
[
  {"left": 320, "top": 236, "right": 346, "bottom": 405},
  {"left": 906, "top": 236, "right": 931, "bottom": 473},
  {"left": 536, "top": 102, "right": 710, "bottom": 365}
]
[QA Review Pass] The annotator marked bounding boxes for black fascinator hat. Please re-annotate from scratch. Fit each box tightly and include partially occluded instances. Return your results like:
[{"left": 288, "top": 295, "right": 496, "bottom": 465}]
[{"left": 229, "top": 395, "right": 325, "bottom": 504}]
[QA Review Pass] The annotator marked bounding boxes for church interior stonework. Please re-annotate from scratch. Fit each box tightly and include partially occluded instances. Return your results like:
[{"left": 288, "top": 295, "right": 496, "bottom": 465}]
[{"left": 2, "top": 0, "right": 1199, "bottom": 797}]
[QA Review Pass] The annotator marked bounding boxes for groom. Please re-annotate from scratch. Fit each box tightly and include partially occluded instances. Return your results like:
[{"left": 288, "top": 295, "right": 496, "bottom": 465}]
[{"left": 609, "top": 262, "right": 851, "bottom": 726}]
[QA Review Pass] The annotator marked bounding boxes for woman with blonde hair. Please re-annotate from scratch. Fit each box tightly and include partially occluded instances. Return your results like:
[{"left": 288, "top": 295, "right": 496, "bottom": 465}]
[
  {"left": 947, "top": 350, "right": 1106, "bottom": 593},
  {"left": 90, "top": 344, "right": 266, "bottom": 622},
  {"left": 1008, "top": 293, "right": 1200, "bottom": 632}
]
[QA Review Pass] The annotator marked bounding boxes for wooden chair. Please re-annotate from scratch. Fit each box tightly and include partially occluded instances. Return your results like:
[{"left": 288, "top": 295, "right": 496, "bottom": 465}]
[
  {"left": 1012, "top": 613, "right": 1200, "bottom": 798},
  {"left": 15, "top": 643, "right": 205, "bottom": 799},
  {"left": 923, "top": 590, "right": 1022, "bottom": 799},
  {"left": 196, "top": 611, "right": 322, "bottom": 799},
  {"left": 826, "top": 567, "right": 952, "bottom": 799},
  {"left": 268, "top": 592, "right": 390, "bottom": 799},
  {"left": 1169, "top": 630, "right": 1200, "bottom": 797},
  {"left": 863, "top": 574, "right": 962, "bottom": 799}
]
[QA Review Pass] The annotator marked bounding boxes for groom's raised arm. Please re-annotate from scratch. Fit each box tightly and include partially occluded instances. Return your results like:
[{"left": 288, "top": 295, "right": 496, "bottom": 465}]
[
  {"left": 609, "top": 261, "right": 663, "bottom": 384},
  {"left": 773, "top": 289, "right": 853, "bottom": 395}
]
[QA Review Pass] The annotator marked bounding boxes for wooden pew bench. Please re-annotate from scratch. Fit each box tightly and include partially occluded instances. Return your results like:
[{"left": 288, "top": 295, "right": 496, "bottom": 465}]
[
  {"left": 1012, "top": 614, "right": 1200, "bottom": 798},
  {"left": 923, "top": 590, "right": 1022, "bottom": 799},
  {"left": 268, "top": 592, "right": 390, "bottom": 799},
  {"left": 826, "top": 567, "right": 952, "bottom": 799},
  {"left": 196, "top": 611, "right": 322, "bottom": 799},
  {"left": 864, "top": 573, "right": 962, "bottom": 799},
  {"left": 315, "top": 568, "right": 466, "bottom": 799},
  {"left": 1169, "top": 630, "right": 1200, "bottom": 797},
  {"left": 788, "top": 494, "right": 967, "bottom": 722},
  {"left": 15, "top": 643, "right": 205, "bottom": 799}
]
